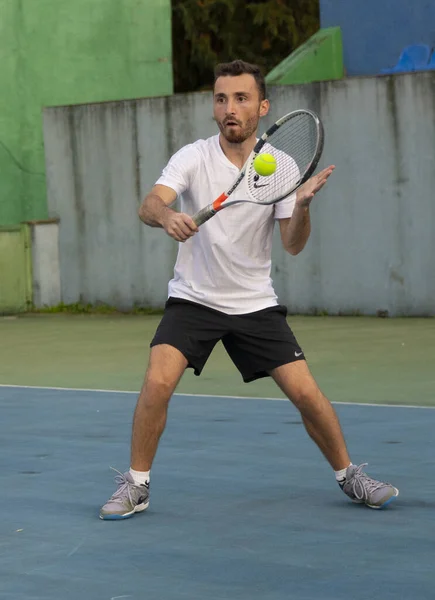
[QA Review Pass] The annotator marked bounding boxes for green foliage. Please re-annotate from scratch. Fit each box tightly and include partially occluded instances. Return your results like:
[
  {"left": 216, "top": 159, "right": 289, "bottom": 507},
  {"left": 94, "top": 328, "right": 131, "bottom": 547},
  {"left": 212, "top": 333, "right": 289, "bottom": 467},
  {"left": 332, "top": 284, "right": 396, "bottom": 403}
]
[
  {"left": 172, "top": 0, "right": 320, "bottom": 93},
  {"left": 29, "top": 302, "right": 164, "bottom": 315}
]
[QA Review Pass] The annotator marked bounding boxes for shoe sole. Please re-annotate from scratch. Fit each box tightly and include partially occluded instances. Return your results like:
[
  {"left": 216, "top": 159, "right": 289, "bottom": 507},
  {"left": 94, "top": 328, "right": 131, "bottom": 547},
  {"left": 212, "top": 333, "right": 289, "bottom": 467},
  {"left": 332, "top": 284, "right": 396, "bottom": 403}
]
[
  {"left": 365, "top": 488, "right": 399, "bottom": 510},
  {"left": 99, "top": 501, "right": 149, "bottom": 520}
]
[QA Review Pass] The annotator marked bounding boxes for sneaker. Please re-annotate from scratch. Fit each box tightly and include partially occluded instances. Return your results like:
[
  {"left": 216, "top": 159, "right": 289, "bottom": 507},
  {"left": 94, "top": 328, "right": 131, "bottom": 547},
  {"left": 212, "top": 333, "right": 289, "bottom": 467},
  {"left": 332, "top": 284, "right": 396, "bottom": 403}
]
[
  {"left": 339, "top": 463, "right": 399, "bottom": 509},
  {"left": 99, "top": 468, "right": 150, "bottom": 520}
]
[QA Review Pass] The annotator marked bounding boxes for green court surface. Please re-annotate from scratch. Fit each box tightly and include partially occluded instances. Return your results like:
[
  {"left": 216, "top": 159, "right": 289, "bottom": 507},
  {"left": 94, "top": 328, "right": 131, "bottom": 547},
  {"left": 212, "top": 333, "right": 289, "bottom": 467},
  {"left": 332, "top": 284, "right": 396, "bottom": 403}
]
[{"left": 1, "top": 314, "right": 433, "bottom": 406}]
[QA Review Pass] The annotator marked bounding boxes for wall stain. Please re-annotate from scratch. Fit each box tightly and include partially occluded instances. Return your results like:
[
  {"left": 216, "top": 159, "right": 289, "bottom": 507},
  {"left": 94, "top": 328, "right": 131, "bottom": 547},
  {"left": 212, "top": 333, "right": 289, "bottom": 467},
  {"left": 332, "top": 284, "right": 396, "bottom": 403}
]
[
  {"left": 68, "top": 105, "right": 86, "bottom": 287},
  {"left": 390, "top": 269, "right": 404, "bottom": 285},
  {"left": 132, "top": 101, "right": 141, "bottom": 205}
]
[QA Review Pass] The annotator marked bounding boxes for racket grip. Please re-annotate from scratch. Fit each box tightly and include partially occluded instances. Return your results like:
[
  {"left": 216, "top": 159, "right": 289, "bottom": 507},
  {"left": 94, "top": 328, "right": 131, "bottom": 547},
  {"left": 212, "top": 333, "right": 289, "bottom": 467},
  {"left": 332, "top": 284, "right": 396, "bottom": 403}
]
[{"left": 192, "top": 205, "right": 217, "bottom": 227}]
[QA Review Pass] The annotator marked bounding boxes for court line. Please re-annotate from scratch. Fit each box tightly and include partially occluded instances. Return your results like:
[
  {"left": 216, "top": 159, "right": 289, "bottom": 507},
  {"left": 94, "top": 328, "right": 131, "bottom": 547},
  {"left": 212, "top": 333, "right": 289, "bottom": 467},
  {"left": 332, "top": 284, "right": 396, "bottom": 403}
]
[{"left": 0, "top": 383, "right": 434, "bottom": 409}]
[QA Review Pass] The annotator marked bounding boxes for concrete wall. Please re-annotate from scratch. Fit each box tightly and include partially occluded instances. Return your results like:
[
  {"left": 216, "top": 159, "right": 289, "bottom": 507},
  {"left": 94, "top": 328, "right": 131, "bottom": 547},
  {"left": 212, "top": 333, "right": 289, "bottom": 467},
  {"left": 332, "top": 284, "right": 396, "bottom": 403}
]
[
  {"left": 320, "top": 0, "right": 435, "bottom": 76},
  {"left": 43, "top": 73, "right": 435, "bottom": 316},
  {"left": 30, "top": 221, "right": 61, "bottom": 308},
  {"left": 0, "top": 0, "right": 172, "bottom": 226}
]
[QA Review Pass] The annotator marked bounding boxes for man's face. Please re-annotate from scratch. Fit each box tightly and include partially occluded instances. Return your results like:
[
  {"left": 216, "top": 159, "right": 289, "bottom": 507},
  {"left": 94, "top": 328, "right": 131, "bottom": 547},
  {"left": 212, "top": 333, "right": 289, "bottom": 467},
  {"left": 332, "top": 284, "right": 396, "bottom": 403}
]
[{"left": 213, "top": 74, "right": 269, "bottom": 143}]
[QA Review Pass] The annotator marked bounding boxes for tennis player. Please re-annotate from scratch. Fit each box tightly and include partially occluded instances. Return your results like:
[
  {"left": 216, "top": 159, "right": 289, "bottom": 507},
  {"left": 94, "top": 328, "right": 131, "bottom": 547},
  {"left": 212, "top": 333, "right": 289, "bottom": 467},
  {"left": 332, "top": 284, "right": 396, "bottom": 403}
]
[{"left": 100, "top": 60, "right": 398, "bottom": 519}]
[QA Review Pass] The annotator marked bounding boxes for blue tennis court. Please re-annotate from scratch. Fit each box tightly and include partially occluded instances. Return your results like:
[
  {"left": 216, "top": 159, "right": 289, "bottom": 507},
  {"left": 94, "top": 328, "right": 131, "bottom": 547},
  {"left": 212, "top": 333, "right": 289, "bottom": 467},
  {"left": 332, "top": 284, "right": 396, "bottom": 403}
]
[{"left": 1, "top": 385, "right": 434, "bottom": 600}]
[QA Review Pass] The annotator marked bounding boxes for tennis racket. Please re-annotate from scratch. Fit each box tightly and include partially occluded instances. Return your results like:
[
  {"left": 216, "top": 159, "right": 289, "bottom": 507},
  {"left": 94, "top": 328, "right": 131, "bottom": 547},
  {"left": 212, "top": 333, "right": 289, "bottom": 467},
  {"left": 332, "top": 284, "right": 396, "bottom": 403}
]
[{"left": 192, "top": 109, "right": 324, "bottom": 226}]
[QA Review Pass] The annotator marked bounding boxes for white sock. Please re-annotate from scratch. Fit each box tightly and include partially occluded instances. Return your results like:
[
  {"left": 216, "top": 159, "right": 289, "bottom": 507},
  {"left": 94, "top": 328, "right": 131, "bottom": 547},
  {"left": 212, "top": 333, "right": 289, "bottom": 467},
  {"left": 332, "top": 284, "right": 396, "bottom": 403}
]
[
  {"left": 129, "top": 468, "right": 150, "bottom": 486},
  {"left": 335, "top": 464, "right": 352, "bottom": 481}
]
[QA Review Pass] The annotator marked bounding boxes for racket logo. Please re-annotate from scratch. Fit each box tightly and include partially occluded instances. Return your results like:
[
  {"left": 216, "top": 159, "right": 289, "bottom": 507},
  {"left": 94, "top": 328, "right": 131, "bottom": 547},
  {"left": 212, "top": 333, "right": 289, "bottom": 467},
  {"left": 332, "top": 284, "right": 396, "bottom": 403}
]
[
  {"left": 253, "top": 182, "right": 269, "bottom": 188},
  {"left": 253, "top": 174, "right": 269, "bottom": 189}
]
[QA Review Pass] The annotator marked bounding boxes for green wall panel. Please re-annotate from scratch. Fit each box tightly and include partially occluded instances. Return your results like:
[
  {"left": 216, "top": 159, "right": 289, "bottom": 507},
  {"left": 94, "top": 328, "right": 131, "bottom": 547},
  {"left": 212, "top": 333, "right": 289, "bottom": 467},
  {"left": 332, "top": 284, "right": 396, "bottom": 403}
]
[
  {"left": 0, "top": 0, "right": 172, "bottom": 226},
  {"left": 266, "top": 27, "right": 344, "bottom": 87},
  {"left": 0, "top": 224, "right": 32, "bottom": 313}
]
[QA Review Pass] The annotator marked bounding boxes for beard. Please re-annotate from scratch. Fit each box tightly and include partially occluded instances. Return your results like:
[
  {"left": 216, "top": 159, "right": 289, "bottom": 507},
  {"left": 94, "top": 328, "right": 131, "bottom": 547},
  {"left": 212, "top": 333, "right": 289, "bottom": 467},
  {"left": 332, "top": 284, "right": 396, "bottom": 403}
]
[{"left": 216, "top": 114, "right": 260, "bottom": 144}]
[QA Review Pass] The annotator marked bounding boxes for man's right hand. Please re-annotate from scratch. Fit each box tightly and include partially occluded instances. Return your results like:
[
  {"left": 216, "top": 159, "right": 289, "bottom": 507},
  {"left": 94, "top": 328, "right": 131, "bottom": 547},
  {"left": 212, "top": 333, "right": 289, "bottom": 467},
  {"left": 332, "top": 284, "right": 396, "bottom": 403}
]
[{"left": 161, "top": 208, "right": 199, "bottom": 242}]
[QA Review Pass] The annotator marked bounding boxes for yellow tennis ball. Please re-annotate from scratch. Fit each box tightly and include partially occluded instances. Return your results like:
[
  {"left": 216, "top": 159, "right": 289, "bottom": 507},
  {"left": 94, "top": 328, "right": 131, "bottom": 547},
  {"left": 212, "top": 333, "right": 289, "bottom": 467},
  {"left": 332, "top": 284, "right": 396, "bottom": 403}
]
[{"left": 253, "top": 153, "right": 277, "bottom": 176}]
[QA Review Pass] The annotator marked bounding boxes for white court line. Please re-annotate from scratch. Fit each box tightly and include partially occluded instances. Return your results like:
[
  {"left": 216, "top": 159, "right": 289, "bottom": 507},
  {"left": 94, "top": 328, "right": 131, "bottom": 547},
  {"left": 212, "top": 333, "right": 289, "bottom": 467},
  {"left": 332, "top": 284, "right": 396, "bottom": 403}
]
[{"left": 0, "top": 383, "right": 434, "bottom": 409}]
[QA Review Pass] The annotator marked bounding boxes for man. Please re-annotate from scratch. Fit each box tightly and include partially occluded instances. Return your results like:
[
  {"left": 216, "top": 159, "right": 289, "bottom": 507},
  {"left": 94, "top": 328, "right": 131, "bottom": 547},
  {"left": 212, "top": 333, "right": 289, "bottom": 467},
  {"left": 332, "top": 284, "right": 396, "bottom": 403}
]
[{"left": 100, "top": 60, "right": 398, "bottom": 520}]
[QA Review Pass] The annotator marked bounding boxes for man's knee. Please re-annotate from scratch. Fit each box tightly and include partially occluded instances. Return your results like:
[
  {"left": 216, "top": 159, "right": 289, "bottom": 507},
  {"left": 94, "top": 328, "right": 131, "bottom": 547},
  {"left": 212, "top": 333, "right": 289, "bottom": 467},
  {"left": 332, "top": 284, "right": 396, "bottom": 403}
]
[
  {"left": 290, "top": 384, "right": 325, "bottom": 412},
  {"left": 143, "top": 371, "right": 177, "bottom": 403},
  {"left": 141, "top": 344, "right": 187, "bottom": 404}
]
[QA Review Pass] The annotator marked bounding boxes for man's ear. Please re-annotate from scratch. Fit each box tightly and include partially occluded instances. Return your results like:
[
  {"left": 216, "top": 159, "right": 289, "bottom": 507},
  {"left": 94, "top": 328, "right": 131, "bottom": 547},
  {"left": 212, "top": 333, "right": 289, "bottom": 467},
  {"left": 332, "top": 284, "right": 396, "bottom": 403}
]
[{"left": 259, "top": 99, "right": 270, "bottom": 117}]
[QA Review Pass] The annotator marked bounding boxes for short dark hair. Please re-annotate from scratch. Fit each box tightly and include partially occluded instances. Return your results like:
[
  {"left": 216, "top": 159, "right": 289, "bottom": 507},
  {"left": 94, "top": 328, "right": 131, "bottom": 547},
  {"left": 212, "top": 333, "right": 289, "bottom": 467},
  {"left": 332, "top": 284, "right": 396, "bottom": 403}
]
[{"left": 214, "top": 60, "right": 266, "bottom": 101}]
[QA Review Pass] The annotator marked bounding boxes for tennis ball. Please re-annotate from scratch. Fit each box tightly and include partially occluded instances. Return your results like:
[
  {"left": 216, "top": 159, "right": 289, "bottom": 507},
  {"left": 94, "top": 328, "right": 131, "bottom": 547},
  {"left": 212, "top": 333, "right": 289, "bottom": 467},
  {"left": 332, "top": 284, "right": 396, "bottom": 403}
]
[{"left": 253, "top": 153, "right": 277, "bottom": 176}]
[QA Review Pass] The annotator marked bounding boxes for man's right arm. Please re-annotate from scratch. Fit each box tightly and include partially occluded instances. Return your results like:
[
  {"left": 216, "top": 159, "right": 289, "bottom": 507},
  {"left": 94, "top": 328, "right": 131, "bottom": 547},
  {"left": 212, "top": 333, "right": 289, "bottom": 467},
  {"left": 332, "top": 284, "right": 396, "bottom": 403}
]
[{"left": 138, "top": 184, "right": 198, "bottom": 243}]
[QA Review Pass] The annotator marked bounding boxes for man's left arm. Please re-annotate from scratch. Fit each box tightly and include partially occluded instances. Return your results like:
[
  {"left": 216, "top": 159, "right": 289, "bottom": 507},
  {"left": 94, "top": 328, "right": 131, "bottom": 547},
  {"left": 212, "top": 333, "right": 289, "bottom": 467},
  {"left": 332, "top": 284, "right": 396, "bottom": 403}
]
[{"left": 279, "top": 165, "right": 335, "bottom": 256}]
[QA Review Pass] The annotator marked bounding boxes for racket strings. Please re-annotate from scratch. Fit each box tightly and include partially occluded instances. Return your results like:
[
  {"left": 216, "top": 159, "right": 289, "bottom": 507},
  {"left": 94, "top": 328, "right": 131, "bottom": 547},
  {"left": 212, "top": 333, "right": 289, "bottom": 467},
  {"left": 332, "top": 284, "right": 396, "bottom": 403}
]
[{"left": 247, "top": 113, "right": 320, "bottom": 203}]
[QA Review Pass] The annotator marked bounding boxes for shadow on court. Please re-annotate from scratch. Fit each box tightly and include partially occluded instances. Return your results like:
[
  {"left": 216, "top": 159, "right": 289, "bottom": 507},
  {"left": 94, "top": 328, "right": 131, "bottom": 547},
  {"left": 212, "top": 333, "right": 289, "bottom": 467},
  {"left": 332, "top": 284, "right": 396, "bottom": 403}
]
[{"left": 1, "top": 386, "right": 434, "bottom": 600}]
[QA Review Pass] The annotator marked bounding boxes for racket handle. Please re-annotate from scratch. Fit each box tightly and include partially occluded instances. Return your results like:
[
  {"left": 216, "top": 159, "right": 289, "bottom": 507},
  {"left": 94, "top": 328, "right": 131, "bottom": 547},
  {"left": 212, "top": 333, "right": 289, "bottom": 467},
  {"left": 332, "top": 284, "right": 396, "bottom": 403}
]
[{"left": 192, "top": 205, "right": 217, "bottom": 227}]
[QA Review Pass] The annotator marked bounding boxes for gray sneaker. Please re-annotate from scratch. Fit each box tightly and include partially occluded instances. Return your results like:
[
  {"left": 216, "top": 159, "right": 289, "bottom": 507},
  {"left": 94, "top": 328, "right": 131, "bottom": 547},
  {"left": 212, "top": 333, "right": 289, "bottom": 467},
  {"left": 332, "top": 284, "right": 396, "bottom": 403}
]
[
  {"left": 100, "top": 469, "right": 149, "bottom": 520},
  {"left": 339, "top": 463, "right": 399, "bottom": 509}
]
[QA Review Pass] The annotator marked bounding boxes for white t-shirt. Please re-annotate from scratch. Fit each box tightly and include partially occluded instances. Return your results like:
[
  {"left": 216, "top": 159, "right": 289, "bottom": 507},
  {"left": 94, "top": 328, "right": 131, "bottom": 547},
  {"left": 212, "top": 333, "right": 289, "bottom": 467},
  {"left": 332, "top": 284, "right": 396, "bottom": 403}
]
[{"left": 155, "top": 134, "right": 296, "bottom": 315}]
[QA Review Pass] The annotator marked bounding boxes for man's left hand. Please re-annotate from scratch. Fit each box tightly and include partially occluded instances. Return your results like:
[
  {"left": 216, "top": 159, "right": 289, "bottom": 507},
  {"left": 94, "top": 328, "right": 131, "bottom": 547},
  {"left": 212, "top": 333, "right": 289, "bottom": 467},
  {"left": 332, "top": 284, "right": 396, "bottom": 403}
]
[{"left": 295, "top": 165, "right": 335, "bottom": 208}]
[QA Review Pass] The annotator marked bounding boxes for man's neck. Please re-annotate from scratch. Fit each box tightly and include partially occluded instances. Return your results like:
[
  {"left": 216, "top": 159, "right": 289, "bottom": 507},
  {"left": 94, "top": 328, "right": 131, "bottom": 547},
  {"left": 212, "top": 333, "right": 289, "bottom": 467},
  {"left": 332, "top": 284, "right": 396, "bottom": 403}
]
[{"left": 218, "top": 132, "right": 257, "bottom": 170}]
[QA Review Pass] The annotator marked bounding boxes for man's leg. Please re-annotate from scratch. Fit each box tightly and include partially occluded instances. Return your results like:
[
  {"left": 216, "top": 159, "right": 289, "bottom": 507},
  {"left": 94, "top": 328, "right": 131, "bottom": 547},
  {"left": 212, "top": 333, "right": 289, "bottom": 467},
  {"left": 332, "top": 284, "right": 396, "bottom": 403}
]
[
  {"left": 131, "top": 344, "right": 188, "bottom": 471},
  {"left": 270, "top": 360, "right": 350, "bottom": 470},
  {"left": 100, "top": 344, "right": 187, "bottom": 520},
  {"left": 270, "top": 360, "right": 399, "bottom": 508}
]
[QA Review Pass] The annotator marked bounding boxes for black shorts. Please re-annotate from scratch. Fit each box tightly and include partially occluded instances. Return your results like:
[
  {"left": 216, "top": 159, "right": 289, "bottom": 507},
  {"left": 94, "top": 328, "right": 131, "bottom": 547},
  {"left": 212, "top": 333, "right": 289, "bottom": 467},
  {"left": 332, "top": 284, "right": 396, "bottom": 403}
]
[{"left": 150, "top": 297, "right": 305, "bottom": 383}]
